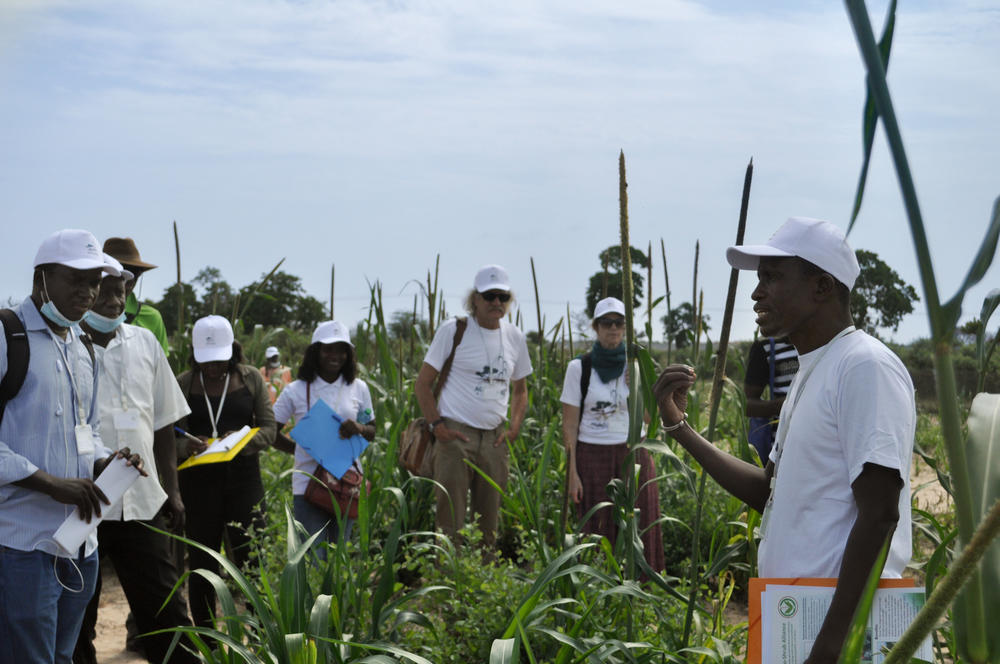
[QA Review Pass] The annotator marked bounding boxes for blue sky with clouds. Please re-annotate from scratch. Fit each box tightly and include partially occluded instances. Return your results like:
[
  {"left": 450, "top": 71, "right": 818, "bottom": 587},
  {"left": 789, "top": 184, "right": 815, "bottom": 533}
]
[{"left": 2, "top": 0, "right": 998, "bottom": 345}]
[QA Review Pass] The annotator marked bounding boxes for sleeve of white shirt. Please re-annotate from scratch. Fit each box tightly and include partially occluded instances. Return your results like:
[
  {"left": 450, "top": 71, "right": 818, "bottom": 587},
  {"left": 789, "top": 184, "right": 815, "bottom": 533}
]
[
  {"left": 422, "top": 319, "right": 457, "bottom": 371},
  {"left": 838, "top": 355, "right": 915, "bottom": 484},
  {"left": 559, "top": 359, "right": 582, "bottom": 406},
  {"left": 510, "top": 326, "right": 533, "bottom": 381},
  {"left": 148, "top": 333, "right": 192, "bottom": 431},
  {"left": 273, "top": 381, "right": 301, "bottom": 424}
]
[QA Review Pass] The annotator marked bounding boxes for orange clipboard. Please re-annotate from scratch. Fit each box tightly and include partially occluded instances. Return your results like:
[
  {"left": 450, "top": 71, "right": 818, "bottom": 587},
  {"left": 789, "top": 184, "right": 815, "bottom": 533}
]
[{"left": 747, "top": 577, "right": 916, "bottom": 664}]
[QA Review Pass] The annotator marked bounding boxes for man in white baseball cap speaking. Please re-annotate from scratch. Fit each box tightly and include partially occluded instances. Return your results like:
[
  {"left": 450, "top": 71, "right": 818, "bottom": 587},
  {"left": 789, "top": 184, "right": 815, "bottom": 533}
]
[{"left": 654, "top": 217, "right": 916, "bottom": 663}]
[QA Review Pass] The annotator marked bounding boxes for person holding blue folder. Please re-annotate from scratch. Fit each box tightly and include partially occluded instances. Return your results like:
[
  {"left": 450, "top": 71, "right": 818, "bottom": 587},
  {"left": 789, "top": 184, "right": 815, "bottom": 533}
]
[{"left": 273, "top": 320, "right": 375, "bottom": 545}]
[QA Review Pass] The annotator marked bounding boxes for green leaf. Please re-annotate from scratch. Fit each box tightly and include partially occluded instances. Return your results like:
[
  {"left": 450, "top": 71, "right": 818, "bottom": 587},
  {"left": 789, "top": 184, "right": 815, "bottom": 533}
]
[
  {"left": 848, "top": 0, "right": 897, "bottom": 231},
  {"left": 955, "top": 393, "right": 1000, "bottom": 659},
  {"left": 490, "top": 637, "right": 519, "bottom": 664},
  {"left": 941, "top": 197, "right": 1000, "bottom": 330},
  {"left": 976, "top": 287, "right": 1000, "bottom": 376},
  {"left": 837, "top": 537, "right": 891, "bottom": 664}
]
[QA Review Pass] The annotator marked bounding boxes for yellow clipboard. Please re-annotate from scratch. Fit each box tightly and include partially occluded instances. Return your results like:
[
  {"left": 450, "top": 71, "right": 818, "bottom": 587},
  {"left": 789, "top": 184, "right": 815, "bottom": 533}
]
[{"left": 178, "top": 426, "right": 259, "bottom": 470}]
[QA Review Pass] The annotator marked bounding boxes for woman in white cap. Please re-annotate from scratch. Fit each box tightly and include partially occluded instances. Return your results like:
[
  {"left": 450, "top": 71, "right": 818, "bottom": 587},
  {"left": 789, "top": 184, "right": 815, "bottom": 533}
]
[
  {"left": 560, "top": 297, "right": 664, "bottom": 572},
  {"left": 273, "top": 321, "right": 375, "bottom": 547},
  {"left": 174, "top": 315, "right": 276, "bottom": 628}
]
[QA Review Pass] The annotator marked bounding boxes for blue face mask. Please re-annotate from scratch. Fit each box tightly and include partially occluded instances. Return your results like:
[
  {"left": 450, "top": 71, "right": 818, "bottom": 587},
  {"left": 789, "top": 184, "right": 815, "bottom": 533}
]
[
  {"left": 83, "top": 310, "right": 126, "bottom": 334},
  {"left": 39, "top": 272, "right": 84, "bottom": 328}
]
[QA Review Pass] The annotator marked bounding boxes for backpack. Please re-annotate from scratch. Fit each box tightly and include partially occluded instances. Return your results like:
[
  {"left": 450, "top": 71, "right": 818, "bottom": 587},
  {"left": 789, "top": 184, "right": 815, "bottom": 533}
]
[
  {"left": 578, "top": 352, "right": 592, "bottom": 422},
  {"left": 0, "top": 307, "right": 96, "bottom": 425}
]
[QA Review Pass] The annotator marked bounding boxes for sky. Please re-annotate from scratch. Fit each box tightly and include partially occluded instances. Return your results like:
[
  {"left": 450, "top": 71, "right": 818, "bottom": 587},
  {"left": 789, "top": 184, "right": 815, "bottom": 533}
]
[{"left": 1, "top": 0, "right": 998, "bottom": 347}]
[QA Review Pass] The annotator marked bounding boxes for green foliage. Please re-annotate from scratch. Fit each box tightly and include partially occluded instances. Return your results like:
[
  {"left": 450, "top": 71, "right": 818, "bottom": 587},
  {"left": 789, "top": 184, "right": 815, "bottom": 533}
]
[
  {"left": 850, "top": 249, "right": 919, "bottom": 335},
  {"left": 661, "top": 301, "right": 711, "bottom": 350},
  {"left": 584, "top": 245, "right": 650, "bottom": 315}
]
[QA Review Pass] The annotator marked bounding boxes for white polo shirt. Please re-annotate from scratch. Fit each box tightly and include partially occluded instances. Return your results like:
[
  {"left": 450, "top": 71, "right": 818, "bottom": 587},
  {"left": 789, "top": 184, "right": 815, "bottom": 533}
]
[
  {"left": 273, "top": 375, "right": 374, "bottom": 496},
  {"left": 93, "top": 324, "right": 191, "bottom": 521}
]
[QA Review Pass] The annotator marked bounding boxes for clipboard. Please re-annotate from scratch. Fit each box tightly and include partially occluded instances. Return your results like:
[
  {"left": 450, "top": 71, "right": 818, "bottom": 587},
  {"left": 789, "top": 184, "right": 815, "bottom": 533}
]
[
  {"left": 178, "top": 425, "right": 259, "bottom": 470},
  {"left": 288, "top": 398, "right": 368, "bottom": 479},
  {"left": 747, "top": 576, "right": 916, "bottom": 664}
]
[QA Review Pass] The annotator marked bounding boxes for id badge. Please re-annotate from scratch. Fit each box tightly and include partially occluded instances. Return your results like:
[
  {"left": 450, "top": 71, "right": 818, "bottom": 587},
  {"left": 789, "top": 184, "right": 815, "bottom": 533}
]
[
  {"left": 75, "top": 423, "right": 96, "bottom": 456},
  {"left": 113, "top": 409, "right": 141, "bottom": 432},
  {"left": 481, "top": 381, "right": 507, "bottom": 400}
]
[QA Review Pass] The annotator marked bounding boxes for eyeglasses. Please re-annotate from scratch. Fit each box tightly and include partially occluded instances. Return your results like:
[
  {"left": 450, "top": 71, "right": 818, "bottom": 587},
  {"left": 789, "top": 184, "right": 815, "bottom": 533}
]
[
  {"left": 597, "top": 317, "right": 626, "bottom": 329},
  {"left": 480, "top": 291, "right": 511, "bottom": 303}
]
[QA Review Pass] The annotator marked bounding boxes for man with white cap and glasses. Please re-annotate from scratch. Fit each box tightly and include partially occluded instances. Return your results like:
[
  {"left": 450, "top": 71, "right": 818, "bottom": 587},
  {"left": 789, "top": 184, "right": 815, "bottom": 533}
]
[
  {"left": 72, "top": 255, "right": 197, "bottom": 664},
  {"left": 0, "top": 230, "right": 145, "bottom": 664},
  {"left": 654, "top": 218, "right": 915, "bottom": 663},
  {"left": 415, "top": 264, "right": 532, "bottom": 554}
]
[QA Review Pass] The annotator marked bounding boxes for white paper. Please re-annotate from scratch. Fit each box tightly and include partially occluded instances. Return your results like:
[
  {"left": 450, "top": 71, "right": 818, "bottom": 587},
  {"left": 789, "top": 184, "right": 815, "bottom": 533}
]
[
  {"left": 761, "top": 584, "right": 933, "bottom": 664},
  {"left": 192, "top": 425, "right": 252, "bottom": 458},
  {"left": 52, "top": 456, "right": 141, "bottom": 554}
]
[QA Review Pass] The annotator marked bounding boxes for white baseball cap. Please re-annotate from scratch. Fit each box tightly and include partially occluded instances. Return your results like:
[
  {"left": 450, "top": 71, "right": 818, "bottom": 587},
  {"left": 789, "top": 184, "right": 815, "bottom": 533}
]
[
  {"left": 593, "top": 297, "right": 626, "bottom": 320},
  {"left": 102, "top": 254, "right": 134, "bottom": 282},
  {"left": 312, "top": 320, "right": 353, "bottom": 347},
  {"left": 725, "top": 217, "right": 860, "bottom": 290},
  {"left": 264, "top": 346, "right": 279, "bottom": 358},
  {"left": 192, "top": 315, "right": 235, "bottom": 363},
  {"left": 34, "top": 229, "right": 122, "bottom": 276},
  {"left": 474, "top": 264, "right": 511, "bottom": 293}
]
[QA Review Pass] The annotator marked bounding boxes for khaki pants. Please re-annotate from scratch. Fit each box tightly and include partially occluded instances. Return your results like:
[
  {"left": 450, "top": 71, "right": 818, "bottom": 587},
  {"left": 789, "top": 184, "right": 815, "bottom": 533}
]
[{"left": 432, "top": 418, "right": 508, "bottom": 548}]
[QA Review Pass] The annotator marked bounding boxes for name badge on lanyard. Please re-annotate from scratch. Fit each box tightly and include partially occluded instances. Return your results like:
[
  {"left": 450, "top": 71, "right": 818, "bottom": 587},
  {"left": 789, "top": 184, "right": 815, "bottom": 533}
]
[{"left": 75, "top": 423, "right": 96, "bottom": 456}]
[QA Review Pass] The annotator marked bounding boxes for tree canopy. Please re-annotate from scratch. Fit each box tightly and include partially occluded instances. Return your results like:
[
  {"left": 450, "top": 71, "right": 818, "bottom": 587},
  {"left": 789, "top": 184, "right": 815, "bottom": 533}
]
[
  {"left": 850, "top": 249, "right": 919, "bottom": 336},
  {"left": 584, "top": 245, "right": 650, "bottom": 315},
  {"left": 661, "top": 301, "right": 710, "bottom": 349}
]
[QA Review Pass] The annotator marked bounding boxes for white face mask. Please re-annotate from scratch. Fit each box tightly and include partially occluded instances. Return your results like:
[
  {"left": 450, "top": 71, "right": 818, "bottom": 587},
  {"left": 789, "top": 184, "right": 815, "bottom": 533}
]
[
  {"left": 39, "top": 271, "right": 84, "bottom": 328},
  {"left": 267, "top": 357, "right": 280, "bottom": 368}
]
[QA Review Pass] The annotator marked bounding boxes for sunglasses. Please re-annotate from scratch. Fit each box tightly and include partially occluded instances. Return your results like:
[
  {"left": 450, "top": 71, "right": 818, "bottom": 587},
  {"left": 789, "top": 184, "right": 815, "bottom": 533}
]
[
  {"left": 480, "top": 291, "right": 511, "bottom": 303},
  {"left": 597, "top": 317, "right": 626, "bottom": 329}
]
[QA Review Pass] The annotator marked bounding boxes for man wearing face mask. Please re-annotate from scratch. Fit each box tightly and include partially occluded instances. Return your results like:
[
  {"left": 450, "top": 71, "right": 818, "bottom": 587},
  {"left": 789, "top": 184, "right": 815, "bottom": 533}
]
[
  {"left": 259, "top": 346, "right": 292, "bottom": 405},
  {"left": 0, "top": 229, "right": 146, "bottom": 664},
  {"left": 72, "top": 258, "right": 197, "bottom": 664},
  {"left": 102, "top": 237, "right": 169, "bottom": 355}
]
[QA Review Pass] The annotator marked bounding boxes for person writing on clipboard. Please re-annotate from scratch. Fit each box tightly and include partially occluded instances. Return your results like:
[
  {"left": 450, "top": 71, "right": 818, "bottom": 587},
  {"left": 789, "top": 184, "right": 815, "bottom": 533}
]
[{"left": 174, "top": 315, "right": 275, "bottom": 629}]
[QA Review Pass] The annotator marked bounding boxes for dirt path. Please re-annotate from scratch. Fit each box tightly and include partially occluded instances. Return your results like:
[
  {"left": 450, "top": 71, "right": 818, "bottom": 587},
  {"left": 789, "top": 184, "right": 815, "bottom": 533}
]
[{"left": 93, "top": 562, "right": 147, "bottom": 664}]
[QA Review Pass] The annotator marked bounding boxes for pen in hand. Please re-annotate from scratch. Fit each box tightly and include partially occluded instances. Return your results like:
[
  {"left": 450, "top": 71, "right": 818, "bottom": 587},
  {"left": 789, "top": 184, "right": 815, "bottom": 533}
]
[{"left": 174, "top": 427, "right": 208, "bottom": 455}]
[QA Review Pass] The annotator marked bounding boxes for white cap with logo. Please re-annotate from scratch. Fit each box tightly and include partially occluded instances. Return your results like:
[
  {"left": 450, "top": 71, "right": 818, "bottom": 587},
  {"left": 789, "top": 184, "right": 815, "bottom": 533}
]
[
  {"left": 312, "top": 320, "right": 353, "bottom": 347},
  {"left": 264, "top": 346, "right": 280, "bottom": 358},
  {"left": 593, "top": 297, "right": 626, "bottom": 320},
  {"left": 725, "top": 217, "right": 860, "bottom": 290},
  {"left": 34, "top": 229, "right": 122, "bottom": 277},
  {"left": 474, "top": 264, "right": 510, "bottom": 293},
  {"left": 192, "top": 315, "right": 235, "bottom": 363}
]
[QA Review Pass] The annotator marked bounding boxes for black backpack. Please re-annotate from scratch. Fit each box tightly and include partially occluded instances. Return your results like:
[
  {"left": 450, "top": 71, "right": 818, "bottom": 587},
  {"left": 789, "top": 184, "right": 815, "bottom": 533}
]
[
  {"left": 0, "top": 308, "right": 96, "bottom": 425},
  {"left": 578, "top": 353, "right": 592, "bottom": 421}
]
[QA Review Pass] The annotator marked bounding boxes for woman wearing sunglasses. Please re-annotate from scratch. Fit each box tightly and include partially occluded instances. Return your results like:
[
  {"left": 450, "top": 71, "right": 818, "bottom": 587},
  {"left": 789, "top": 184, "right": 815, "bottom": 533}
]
[
  {"left": 415, "top": 264, "right": 532, "bottom": 557},
  {"left": 560, "top": 297, "right": 664, "bottom": 572}
]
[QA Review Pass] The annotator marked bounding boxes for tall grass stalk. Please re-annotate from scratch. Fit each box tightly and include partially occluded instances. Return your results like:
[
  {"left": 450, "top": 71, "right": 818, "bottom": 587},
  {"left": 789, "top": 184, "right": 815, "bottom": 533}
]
[
  {"left": 661, "top": 238, "right": 672, "bottom": 364},
  {"left": 173, "top": 220, "right": 184, "bottom": 333},
  {"left": 531, "top": 256, "right": 544, "bottom": 370},
  {"left": 680, "top": 159, "right": 752, "bottom": 649},
  {"left": 844, "top": 1, "right": 1000, "bottom": 660},
  {"left": 329, "top": 264, "right": 335, "bottom": 319}
]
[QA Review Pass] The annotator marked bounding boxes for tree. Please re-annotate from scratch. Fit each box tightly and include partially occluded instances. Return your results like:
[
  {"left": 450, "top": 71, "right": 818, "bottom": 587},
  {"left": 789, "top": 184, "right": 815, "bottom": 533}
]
[
  {"left": 192, "top": 267, "right": 237, "bottom": 319},
  {"left": 238, "top": 270, "right": 326, "bottom": 331},
  {"left": 156, "top": 282, "right": 197, "bottom": 335},
  {"left": 661, "top": 301, "right": 710, "bottom": 349},
  {"left": 850, "top": 249, "right": 919, "bottom": 336},
  {"left": 584, "top": 245, "right": 650, "bottom": 315}
]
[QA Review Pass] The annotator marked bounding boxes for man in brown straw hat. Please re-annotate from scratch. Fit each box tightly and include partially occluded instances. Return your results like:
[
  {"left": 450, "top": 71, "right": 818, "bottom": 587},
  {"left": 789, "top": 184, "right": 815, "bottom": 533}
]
[{"left": 102, "top": 238, "right": 169, "bottom": 354}]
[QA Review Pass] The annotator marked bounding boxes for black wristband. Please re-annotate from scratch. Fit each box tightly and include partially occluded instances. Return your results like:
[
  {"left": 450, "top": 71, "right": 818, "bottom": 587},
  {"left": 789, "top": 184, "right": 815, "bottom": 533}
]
[{"left": 429, "top": 417, "right": 445, "bottom": 431}]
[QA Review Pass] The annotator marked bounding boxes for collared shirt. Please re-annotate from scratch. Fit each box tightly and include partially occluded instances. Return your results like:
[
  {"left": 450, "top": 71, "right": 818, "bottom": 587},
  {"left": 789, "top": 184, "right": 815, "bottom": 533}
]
[
  {"left": 93, "top": 323, "right": 190, "bottom": 521},
  {"left": 0, "top": 297, "right": 112, "bottom": 557}
]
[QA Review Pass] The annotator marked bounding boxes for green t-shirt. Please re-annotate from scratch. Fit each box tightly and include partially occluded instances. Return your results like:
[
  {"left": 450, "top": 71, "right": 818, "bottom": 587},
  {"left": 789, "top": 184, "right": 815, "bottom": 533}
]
[{"left": 125, "top": 292, "right": 170, "bottom": 355}]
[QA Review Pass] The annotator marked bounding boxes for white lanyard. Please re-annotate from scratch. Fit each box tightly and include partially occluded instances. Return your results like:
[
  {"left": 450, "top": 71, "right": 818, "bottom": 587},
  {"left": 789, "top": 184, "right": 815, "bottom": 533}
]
[
  {"left": 476, "top": 322, "right": 505, "bottom": 383},
  {"left": 47, "top": 328, "right": 86, "bottom": 424},
  {"left": 199, "top": 371, "right": 230, "bottom": 439}
]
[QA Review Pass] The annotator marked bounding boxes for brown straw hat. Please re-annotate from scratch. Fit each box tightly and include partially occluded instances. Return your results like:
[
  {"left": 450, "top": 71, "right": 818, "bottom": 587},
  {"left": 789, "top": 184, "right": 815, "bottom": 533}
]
[{"left": 102, "top": 237, "right": 158, "bottom": 272}]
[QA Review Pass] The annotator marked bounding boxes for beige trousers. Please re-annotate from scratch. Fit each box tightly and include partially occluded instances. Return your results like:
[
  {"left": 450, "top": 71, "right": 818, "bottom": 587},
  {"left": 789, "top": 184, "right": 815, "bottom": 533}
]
[{"left": 431, "top": 418, "right": 508, "bottom": 547}]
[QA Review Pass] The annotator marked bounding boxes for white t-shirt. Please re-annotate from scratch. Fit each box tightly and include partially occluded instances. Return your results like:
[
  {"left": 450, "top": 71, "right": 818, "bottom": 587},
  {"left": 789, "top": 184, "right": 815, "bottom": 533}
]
[
  {"left": 94, "top": 324, "right": 191, "bottom": 521},
  {"left": 423, "top": 317, "right": 533, "bottom": 430},
  {"left": 759, "top": 329, "right": 915, "bottom": 578},
  {"left": 273, "top": 375, "right": 374, "bottom": 495},
  {"left": 559, "top": 358, "right": 630, "bottom": 444}
]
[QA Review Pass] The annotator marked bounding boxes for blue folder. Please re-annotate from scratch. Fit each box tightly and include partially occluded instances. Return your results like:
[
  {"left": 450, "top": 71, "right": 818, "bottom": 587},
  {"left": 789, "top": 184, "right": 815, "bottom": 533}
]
[{"left": 289, "top": 398, "right": 368, "bottom": 479}]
